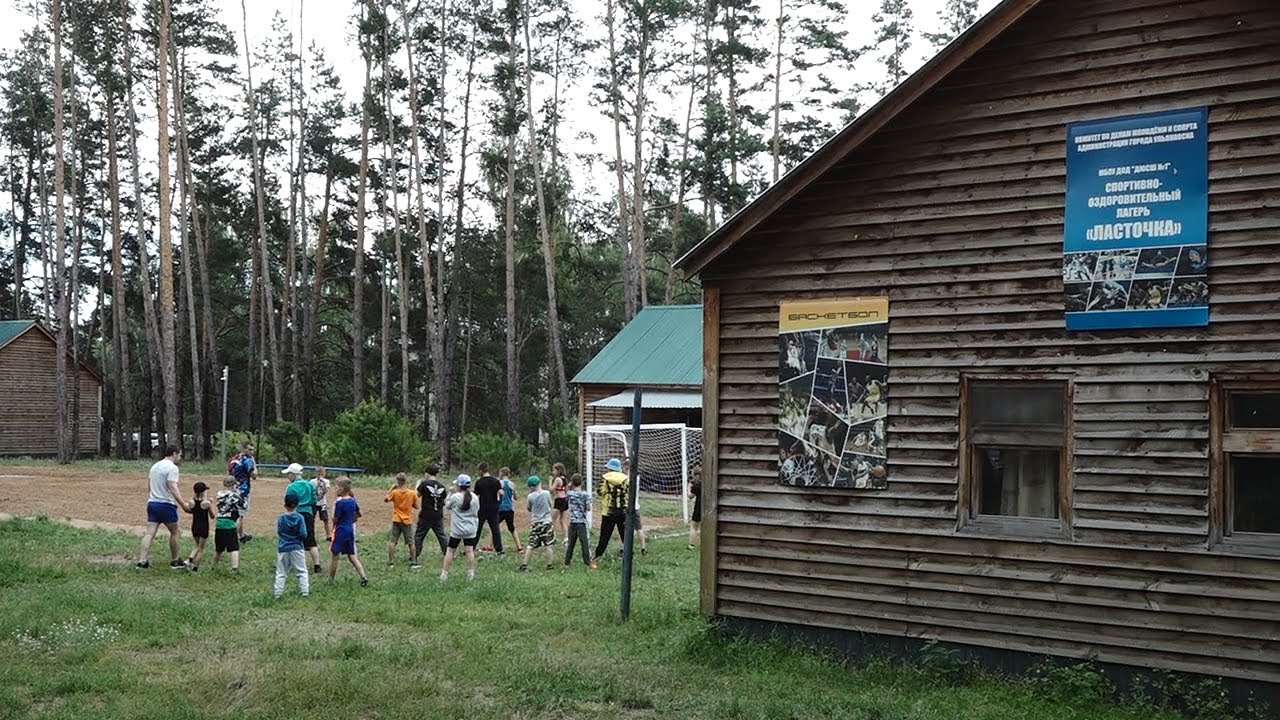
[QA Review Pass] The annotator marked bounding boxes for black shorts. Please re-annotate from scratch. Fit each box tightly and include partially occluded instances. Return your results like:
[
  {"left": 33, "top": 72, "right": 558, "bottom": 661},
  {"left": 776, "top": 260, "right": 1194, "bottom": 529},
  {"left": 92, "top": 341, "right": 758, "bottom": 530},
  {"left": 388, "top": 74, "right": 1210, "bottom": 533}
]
[
  {"left": 214, "top": 528, "right": 240, "bottom": 553},
  {"left": 192, "top": 526, "right": 209, "bottom": 540},
  {"left": 317, "top": 506, "right": 329, "bottom": 522},
  {"left": 499, "top": 510, "right": 515, "bottom": 532},
  {"left": 553, "top": 497, "right": 569, "bottom": 511},
  {"left": 447, "top": 536, "right": 478, "bottom": 549},
  {"left": 302, "top": 513, "right": 317, "bottom": 549}
]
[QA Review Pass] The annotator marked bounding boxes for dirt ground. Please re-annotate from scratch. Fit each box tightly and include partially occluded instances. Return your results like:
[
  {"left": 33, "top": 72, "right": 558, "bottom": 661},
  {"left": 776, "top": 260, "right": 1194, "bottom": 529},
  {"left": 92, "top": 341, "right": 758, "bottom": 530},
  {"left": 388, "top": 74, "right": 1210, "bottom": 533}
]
[{"left": 0, "top": 464, "right": 686, "bottom": 539}]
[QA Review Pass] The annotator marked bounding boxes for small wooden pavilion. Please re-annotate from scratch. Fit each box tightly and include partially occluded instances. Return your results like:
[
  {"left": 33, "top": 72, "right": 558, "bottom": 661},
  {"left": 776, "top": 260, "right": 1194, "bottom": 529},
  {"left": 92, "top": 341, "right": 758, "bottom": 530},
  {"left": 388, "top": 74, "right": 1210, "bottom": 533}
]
[
  {"left": 678, "top": 0, "right": 1280, "bottom": 689},
  {"left": 0, "top": 320, "right": 103, "bottom": 456}
]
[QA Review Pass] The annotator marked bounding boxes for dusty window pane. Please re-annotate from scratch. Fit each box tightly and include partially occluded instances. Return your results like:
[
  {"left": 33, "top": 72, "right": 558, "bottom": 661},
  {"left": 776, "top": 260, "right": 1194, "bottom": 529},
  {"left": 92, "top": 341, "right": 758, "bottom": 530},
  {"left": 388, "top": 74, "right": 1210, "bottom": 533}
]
[
  {"left": 1233, "top": 456, "right": 1280, "bottom": 534},
  {"left": 1230, "top": 394, "right": 1280, "bottom": 429},
  {"left": 969, "top": 383, "right": 1065, "bottom": 430},
  {"left": 978, "top": 447, "right": 1060, "bottom": 518}
]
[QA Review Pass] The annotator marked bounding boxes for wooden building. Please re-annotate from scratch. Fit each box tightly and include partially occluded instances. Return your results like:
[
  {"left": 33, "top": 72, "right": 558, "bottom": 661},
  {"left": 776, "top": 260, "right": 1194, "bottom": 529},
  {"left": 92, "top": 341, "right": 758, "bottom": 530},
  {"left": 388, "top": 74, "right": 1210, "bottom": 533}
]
[
  {"left": 678, "top": 0, "right": 1280, "bottom": 688},
  {"left": 573, "top": 303, "right": 703, "bottom": 438},
  {"left": 0, "top": 320, "right": 103, "bottom": 456}
]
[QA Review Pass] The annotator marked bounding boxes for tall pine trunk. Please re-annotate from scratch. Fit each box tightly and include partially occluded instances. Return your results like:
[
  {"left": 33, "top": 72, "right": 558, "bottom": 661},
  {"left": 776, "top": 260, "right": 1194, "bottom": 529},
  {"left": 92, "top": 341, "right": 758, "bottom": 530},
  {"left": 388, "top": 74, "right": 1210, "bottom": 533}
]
[
  {"left": 443, "top": 9, "right": 480, "bottom": 464},
  {"left": 502, "top": 4, "right": 519, "bottom": 433},
  {"left": 665, "top": 42, "right": 699, "bottom": 305},
  {"left": 521, "top": 3, "right": 570, "bottom": 419},
  {"left": 240, "top": 0, "right": 284, "bottom": 424},
  {"left": 605, "top": 0, "right": 634, "bottom": 320},
  {"left": 172, "top": 49, "right": 205, "bottom": 459},
  {"left": 156, "top": 0, "right": 181, "bottom": 448},
  {"left": 397, "top": 0, "right": 442, "bottom": 445},
  {"left": 630, "top": 13, "right": 650, "bottom": 311},
  {"left": 352, "top": 9, "right": 374, "bottom": 408},
  {"left": 301, "top": 163, "right": 333, "bottom": 430},
  {"left": 771, "top": 0, "right": 784, "bottom": 183},
  {"left": 52, "top": 0, "right": 71, "bottom": 462},
  {"left": 107, "top": 100, "right": 134, "bottom": 458}
]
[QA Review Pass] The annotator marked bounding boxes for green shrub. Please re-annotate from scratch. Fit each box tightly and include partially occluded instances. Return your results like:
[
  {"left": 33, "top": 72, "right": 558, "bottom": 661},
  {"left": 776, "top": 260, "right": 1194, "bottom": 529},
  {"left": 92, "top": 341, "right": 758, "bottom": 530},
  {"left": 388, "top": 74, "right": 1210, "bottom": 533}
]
[
  {"left": 457, "top": 431, "right": 533, "bottom": 474},
  {"left": 311, "top": 402, "right": 431, "bottom": 475},
  {"left": 214, "top": 430, "right": 276, "bottom": 463},
  {"left": 265, "top": 421, "right": 307, "bottom": 463}
]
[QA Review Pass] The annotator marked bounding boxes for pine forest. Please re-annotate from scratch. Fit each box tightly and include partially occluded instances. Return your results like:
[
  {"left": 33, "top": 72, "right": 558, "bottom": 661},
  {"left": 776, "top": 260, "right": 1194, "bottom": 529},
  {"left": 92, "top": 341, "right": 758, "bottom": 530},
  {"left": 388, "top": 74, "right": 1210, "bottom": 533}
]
[{"left": 0, "top": 0, "right": 982, "bottom": 465}]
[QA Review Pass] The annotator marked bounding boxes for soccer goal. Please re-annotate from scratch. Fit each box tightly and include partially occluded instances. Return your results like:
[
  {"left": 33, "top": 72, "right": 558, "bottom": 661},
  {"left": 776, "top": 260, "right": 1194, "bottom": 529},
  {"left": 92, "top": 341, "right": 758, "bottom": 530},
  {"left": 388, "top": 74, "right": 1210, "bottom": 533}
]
[{"left": 585, "top": 423, "right": 703, "bottom": 523}]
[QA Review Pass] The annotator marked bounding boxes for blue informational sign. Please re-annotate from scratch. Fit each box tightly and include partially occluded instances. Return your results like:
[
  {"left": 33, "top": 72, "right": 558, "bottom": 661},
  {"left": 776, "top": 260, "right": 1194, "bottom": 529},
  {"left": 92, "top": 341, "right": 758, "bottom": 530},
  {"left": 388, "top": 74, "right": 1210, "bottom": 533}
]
[{"left": 1063, "top": 108, "right": 1209, "bottom": 331}]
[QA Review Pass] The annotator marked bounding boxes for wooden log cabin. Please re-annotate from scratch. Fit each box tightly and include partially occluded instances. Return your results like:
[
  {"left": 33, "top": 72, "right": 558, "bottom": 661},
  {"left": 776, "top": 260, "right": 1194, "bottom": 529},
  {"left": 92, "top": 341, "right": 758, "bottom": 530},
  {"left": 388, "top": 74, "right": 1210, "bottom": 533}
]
[
  {"left": 677, "top": 0, "right": 1280, "bottom": 690},
  {"left": 0, "top": 320, "right": 103, "bottom": 456},
  {"left": 572, "top": 304, "right": 703, "bottom": 471}
]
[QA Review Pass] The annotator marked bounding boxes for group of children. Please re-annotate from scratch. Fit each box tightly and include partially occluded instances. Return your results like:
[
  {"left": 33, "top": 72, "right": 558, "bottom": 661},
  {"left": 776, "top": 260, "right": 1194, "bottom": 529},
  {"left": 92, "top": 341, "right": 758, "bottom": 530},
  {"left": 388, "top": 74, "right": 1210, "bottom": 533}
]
[{"left": 181, "top": 458, "right": 701, "bottom": 598}]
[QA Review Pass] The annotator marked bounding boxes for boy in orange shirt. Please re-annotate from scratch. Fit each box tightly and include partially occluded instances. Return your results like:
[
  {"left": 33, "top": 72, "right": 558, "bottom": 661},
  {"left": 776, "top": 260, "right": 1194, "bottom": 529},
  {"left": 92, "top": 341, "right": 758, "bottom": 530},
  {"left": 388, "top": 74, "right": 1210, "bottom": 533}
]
[{"left": 384, "top": 473, "right": 419, "bottom": 568}]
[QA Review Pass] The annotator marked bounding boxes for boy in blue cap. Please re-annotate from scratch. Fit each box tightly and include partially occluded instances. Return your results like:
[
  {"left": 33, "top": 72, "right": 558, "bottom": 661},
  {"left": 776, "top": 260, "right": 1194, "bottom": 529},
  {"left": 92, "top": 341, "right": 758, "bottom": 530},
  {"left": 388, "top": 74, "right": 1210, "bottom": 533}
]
[
  {"left": 593, "top": 458, "right": 630, "bottom": 560},
  {"left": 273, "top": 493, "right": 310, "bottom": 599}
]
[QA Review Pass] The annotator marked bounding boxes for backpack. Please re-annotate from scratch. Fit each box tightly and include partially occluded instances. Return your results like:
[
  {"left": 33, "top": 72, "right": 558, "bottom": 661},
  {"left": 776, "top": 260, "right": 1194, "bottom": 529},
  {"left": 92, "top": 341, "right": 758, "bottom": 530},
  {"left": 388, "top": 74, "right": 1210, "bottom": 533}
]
[{"left": 227, "top": 453, "right": 243, "bottom": 476}]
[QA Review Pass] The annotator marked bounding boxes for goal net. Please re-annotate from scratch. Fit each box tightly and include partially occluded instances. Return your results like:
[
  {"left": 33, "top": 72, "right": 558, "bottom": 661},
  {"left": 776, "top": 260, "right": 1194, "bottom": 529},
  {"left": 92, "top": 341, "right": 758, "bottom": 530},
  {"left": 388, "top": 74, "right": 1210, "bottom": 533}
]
[{"left": 585, "top": 423, "right": 703, "bottom": 523}]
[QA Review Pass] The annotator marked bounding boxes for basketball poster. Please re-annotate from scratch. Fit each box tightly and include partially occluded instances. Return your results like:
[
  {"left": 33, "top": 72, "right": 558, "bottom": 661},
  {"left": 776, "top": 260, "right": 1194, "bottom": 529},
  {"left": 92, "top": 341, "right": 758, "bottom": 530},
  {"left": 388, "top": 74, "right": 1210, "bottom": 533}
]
[{"left": 778, "top": 298, "right": 888, "bottom": 489}]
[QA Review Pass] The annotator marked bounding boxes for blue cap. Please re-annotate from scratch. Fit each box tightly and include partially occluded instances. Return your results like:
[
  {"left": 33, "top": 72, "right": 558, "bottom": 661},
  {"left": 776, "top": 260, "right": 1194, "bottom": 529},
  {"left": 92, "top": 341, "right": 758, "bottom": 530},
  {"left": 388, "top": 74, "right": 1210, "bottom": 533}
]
[
  {"left": 605, "top": 458, "right": 623, "bottom": 472},
  {"left": 456, "top": 474, "right": 472, "bottom": 488},
  {"left": 284, "top": 492, "right": 299, "bottom": 507}
]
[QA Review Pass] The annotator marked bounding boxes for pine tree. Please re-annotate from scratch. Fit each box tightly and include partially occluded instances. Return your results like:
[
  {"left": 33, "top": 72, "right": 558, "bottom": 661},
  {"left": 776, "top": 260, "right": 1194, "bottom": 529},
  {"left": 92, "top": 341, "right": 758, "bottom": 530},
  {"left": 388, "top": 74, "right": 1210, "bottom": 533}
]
[
  {"left": 924, "top": 0, "right": 978, "bottom": 49},
  {"left": 871, "top": 0, "right": 913, "bottom": 94}
]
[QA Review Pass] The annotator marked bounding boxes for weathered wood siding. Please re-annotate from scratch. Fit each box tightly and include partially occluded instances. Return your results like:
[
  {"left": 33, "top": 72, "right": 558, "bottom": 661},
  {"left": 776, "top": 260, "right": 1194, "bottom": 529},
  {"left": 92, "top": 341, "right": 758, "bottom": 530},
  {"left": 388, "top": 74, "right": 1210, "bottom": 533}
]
[
  {"left": 700, "top": 0, "right": 1280, "bottom": 683},
  {"left": 0, "top": 331, "right": 102, "bottom": 456}
]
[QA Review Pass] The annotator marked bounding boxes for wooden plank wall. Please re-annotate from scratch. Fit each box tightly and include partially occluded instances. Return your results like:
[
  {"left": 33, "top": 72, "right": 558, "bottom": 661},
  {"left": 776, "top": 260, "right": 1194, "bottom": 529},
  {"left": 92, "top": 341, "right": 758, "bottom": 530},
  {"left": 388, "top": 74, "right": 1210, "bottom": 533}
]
[
  {"left": 700, "top": 0, "right": 1280, "bottom": 683},
  {"left": 0, "top": 332, "right": 102, "bottom": 456}
]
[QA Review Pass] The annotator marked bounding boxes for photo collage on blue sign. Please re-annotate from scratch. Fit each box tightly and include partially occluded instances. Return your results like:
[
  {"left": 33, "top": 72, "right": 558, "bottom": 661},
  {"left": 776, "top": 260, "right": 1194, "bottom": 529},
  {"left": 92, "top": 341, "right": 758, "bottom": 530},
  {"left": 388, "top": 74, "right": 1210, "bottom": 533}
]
[{"left": 1063, "top": 107, "right": 1209, "bottom": 331}]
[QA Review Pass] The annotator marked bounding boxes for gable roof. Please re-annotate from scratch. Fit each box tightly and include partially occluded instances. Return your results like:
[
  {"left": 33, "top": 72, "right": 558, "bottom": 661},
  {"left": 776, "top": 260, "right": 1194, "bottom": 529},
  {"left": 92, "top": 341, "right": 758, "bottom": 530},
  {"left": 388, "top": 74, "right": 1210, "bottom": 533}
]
[
  {"left": 571, "top": 304, "right": 703, "bottom": 388},
  {"left": 0, "top": 319, "right": 105, "bottom": 383},
  {"left": 675, "top": 0, "right": 1042, "bottom": 276},
  {"left": 0, "top": 320, "right": 37, "bottom": 353}
]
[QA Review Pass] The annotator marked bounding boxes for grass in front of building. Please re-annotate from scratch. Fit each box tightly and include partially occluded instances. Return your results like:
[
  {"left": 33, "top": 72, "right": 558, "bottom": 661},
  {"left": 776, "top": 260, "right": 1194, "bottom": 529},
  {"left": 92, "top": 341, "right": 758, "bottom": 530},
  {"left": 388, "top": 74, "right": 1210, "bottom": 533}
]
[{"left": 0, "top": 518, "right": 1216, "bottom": 720}]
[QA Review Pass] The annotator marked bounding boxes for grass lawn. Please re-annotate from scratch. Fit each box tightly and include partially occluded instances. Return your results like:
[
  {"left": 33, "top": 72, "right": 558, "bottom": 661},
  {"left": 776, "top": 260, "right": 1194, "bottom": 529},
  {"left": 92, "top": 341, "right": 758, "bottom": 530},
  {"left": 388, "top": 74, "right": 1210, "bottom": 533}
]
[{"left": 0, "top": 517, "right": 1215, "bottom": 720}]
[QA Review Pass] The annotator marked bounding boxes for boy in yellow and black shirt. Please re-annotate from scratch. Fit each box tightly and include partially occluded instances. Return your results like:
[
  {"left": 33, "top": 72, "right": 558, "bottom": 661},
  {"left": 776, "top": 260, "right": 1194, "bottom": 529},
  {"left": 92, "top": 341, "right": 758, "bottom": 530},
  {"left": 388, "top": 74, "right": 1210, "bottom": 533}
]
[{"left": 593, "top": 458, "right": 629, "bottom": 560}]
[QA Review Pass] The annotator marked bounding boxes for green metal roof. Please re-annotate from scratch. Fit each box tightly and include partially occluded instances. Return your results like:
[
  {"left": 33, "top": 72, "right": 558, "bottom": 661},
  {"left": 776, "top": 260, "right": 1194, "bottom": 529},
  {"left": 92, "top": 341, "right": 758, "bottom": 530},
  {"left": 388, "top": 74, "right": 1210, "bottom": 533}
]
[
  {"left": 0, "top": 320, "right": 36, "bottom": 351},
  {"left": 572, "top": 305, "right": 702, "bottom": 387}
]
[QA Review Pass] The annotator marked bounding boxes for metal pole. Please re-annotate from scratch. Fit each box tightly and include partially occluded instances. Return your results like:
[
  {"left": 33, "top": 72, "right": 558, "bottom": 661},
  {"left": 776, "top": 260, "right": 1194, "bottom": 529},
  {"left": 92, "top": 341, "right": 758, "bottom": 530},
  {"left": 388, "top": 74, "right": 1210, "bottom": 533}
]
[
  {"left": 620, "top": 388, "right": 642, "bottom": 622},
  {"left": 220, "top": 366, "right": 229, "bottom": 463},
  {"left": 680, "top": 425, "right": 690, "bottom": 523}
]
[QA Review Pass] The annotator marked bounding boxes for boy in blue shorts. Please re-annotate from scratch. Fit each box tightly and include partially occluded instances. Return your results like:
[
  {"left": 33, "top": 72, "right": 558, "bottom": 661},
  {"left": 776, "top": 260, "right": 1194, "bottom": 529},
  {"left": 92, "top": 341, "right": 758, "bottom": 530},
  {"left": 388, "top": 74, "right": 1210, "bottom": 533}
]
[{"left": 327, "top": 477, "right": 369, "bottom": 586}]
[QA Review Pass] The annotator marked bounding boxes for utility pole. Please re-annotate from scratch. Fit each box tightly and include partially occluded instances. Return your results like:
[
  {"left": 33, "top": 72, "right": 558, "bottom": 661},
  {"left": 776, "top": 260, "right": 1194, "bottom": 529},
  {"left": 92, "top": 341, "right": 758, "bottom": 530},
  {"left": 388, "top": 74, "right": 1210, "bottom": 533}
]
[
  {"left": 620, "top": 388, "right": 643, "bottom": 622},
  {"left": 220, "top": 366, "right": 229, "bottom": 461}
]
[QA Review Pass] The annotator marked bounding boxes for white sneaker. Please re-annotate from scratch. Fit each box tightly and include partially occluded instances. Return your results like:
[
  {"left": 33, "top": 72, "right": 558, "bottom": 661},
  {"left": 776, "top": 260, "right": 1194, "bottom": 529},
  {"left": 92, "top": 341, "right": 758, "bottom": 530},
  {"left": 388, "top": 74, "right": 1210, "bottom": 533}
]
[
  {"left": 439, "top": 571, "right": 448, "bottom": 581},
  {"left": 466, "top": 570, "right": 475, "bottom": 582}
]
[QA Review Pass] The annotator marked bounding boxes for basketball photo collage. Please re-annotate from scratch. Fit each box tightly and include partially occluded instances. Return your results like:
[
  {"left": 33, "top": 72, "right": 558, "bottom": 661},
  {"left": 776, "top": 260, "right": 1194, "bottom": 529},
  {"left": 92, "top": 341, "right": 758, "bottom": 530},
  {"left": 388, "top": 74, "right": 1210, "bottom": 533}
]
[{"left": 778, "top": 298, "right": 889, "bottom": 490}]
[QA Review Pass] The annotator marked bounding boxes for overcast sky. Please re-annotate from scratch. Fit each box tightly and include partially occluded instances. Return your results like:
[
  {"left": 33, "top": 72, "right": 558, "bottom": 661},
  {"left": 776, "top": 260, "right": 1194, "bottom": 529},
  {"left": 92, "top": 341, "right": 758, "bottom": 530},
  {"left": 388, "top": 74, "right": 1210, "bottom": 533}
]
[{"left": 1, "top": 0, "right": 1002, "bottom": 103}]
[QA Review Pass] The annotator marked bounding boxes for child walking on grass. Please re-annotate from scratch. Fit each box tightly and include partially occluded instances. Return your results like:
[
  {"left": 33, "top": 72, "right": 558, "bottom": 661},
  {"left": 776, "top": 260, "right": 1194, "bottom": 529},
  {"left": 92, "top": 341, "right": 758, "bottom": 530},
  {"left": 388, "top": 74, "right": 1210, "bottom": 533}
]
[
  {"left": 274, "top": 493, "right": 310, "bottom": 599},
  {"left": 185, "top": 482, "right": 213, "bottom": 571},
  {"left": 519, "top": 476, "right": 555, "bottom": 571},
  {"left": 441, "top": 475, "right": 479, "bottom": 582},
  {"left": 213, "top": 476, "right": 244, "bottom": 572},
  {"left": 328, "top": 477, "right": 369, "bottom": 587},
  {"left": 563, "top": 475, "right": 596, "bottom": 569}
]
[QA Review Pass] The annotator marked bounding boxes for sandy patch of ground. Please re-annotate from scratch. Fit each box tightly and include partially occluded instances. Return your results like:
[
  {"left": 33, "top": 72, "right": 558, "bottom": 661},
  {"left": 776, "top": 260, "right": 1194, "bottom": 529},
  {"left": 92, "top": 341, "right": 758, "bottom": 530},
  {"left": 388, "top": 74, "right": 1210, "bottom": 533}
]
[{"left": 0, "top": 465, "right": 686, "bottom": 539}]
